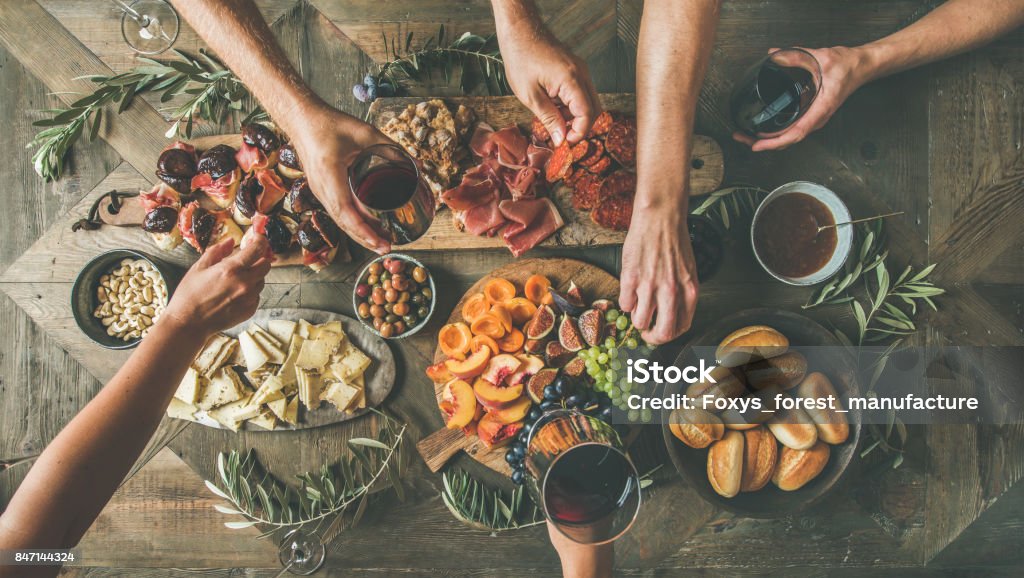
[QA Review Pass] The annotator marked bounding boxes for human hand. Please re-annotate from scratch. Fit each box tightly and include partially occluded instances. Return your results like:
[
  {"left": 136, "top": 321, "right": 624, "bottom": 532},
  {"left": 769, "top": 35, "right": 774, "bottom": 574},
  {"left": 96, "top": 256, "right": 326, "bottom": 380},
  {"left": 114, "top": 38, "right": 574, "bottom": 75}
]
[
  {"left": 497, "top": 20, "right": 601, "bottom": 146},
  {"left": 733, "top": 46, "right": 872, "bottom": 151},
  {"left": 289, "top": 105, "right": 394, "bottom": 253},
  {"left": 162, "top": 236, "right": 272, "bottom": 336},
  {"left": 619, "top": 208, "right": 699, "bottom": 345},
  {"left": 547, "top": 521, "right": 613, "bottom": 578}
]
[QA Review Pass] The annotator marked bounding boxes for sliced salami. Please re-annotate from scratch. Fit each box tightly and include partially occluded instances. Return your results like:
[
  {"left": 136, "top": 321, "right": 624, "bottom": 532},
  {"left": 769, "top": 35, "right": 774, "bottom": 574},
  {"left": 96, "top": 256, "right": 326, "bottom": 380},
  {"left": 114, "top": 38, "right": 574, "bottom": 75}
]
[
  {"left": 605, "top": 117, "right": 637, "bottom": 169},
  {"left": 570, "top": 140, "right": 591, "bottom": 162},
  {"left": 591, "top": 192, "right": 634, "bottom": 231},
  {"left": 599, "top": 170, "right": 637, "bottom": 200},
  {"left": 584, "top": 154, "right": 613, "bottom": 176},
  {"left": 545, "top": 141, "right": 574, "bottom": 183},
  {"left": 591, "top": 110, "right": 615, "bottom": 135},
  {"left": 578, "top": 139, "right": 605, "bottom": 166},
  {"left": 530, "top": 117, "right": 550, "bottom": 144},
  {"left": 571, "top": 173, "right": 602, "bottom": 210}
]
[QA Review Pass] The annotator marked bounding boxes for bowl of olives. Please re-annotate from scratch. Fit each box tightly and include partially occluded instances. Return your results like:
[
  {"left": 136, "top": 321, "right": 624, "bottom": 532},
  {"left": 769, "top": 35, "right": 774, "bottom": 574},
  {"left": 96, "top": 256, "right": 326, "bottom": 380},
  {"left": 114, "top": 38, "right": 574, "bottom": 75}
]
[{"left": 353, "top": 253, "right": 435, "bottom": 339}]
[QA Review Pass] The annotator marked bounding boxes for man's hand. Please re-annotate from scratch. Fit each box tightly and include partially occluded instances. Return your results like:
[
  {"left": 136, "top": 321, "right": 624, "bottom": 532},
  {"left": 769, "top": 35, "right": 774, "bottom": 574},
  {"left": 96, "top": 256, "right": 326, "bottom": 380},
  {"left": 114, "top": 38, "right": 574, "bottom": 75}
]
[
  {"left": 290, "top": 105, "right": 394, "bottom": 254},
  {"left": 733, "top": 46, "right": 871, "bottom": 152},
  {"left": 163, "top": 236, "right": 272, "bottom": 336},
  {"left": 619, "top": 208, "right": 699, "bottom": 345},
  {"left": 492, "top": 2, "right": 601, "bottom": 146}
]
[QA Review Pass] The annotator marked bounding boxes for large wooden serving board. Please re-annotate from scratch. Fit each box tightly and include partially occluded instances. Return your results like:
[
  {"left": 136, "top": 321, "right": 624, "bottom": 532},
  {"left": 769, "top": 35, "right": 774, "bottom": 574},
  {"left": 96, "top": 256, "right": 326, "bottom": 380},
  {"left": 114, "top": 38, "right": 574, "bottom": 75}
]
[
  {"left": 415, "top": 258, "right": 619, "bottom": 475},
  {"left": 189, "top": 307, "right": 395, "bottom": 431},
  {"left": 367, "top": 94, "right": 725, "bottom": 252}
]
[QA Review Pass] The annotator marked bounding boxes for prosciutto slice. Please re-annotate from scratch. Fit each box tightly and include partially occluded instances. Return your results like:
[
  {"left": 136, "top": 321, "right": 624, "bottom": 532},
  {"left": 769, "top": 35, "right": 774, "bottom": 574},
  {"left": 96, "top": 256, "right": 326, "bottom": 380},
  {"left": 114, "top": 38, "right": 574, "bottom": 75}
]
[
  {"left": 236, "top": 141, "right": 269, "bottom": 173},
  {"left": 139, "top": 182, "right": 181, "bottom": 212},
  {"left": 442, "top": 123, "right": 564, "bottom": 256}
]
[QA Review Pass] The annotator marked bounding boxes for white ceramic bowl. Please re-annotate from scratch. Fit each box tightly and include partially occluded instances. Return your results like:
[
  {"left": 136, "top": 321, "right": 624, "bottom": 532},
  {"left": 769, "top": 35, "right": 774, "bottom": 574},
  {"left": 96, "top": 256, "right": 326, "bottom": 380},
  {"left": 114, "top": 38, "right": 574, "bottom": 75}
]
[{"left": 751, "top": 181, "right": 852, "bottom": 286}]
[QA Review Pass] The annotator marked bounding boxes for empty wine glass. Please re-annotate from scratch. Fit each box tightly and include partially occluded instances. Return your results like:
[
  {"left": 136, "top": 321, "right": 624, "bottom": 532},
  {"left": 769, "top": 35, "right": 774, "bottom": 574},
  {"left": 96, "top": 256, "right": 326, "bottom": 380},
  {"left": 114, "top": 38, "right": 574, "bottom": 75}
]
[
  {"left": 274, "top": 528, "right": 326, "bottom": 576},
  {"left": 113, "top": 0, "right": 179, "bottom": 55}
]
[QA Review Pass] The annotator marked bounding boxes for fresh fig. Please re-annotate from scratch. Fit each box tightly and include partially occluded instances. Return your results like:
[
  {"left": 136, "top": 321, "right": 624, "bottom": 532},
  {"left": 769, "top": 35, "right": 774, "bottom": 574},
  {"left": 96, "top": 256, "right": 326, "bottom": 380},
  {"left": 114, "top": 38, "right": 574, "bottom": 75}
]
[
  {"left": 527, "top": 368, "right": 558, "bottom": 403},
  {"left": 578, "top": 309, "right": 604, "bottom": 347},
  {"left": 548, "top": 287, "right": 586, "bottom": 316},
  {"left": 523, "top": 338, "right": 547, "bottom": 355},
  {"left": 566, "top": 281, "right": 585, "bottom": 305},
  {"left": 525, "top": 304, "right": 556, "bottom": 340},
  {"left": 545, "top": 340, "right": 574, "bottom": 368},
  {"left": 591, "top": 299, "right": 614, "bottom": 312},
  {"left": 557, "top": 314, "right": 585, "bottom": 352},
  {"left": 563, "top": 357, "right": 586, "bottom": 377}
]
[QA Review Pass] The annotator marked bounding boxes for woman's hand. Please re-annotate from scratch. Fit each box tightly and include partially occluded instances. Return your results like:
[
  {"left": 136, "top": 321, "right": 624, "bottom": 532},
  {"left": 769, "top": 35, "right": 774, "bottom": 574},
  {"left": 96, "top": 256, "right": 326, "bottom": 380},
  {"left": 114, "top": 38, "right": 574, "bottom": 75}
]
[
  {"left": 619, "top": 207, "right": 699, "bottom": 345},
  {"left": 496, "top": 16, "right": 601, "bottom": 146},
  {"left": 289, "top": 105, "right": 394, "bottom": 254},
  {"left": 733, "top": 46, "right": 873, "bottom": 151},
  {"left": 162, "top": 236, "right": 272, "bottom": 336}
]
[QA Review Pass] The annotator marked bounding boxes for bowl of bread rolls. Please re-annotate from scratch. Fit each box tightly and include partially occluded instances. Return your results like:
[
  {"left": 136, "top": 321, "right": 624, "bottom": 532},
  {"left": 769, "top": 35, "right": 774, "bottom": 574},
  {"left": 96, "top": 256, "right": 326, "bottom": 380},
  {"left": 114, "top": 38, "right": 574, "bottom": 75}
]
[{"left": 662, "top": 308, "right": 861, "bottom": 517}]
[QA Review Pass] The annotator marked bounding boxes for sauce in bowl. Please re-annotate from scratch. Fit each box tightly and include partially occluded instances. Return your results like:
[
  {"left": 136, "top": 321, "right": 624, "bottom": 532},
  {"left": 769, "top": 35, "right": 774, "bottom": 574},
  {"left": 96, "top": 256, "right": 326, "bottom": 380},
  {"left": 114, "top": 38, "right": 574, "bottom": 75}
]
[{"left": 753, "top": 192, "right": 837, "bottom": 278}]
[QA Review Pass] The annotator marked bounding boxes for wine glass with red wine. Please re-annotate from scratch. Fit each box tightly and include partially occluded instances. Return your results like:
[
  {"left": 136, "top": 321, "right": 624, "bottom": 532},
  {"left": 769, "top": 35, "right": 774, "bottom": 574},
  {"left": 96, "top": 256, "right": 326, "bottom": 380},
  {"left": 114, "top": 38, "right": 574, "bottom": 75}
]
[
  {"left": 730, "top": 48, "right": 822, "bottom": 137},
  {"left": 524, "top": 410, "right": 641, "bottom": 545},
  {"left": 348, "top": 144, "right": 435, "bottom": 246}
]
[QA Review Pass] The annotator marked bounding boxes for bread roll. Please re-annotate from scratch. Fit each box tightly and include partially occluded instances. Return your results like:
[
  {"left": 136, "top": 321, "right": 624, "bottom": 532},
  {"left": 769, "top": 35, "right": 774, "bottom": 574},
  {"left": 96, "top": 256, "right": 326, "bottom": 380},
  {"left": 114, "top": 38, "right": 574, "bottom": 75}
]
[
  {"left": 766, "top": 405, "right": 818, "bottom": 450},
  {"left": 719, "top": 384, "right": 783, "bottom": 429},
  {"left": 772, "top": 441, "right": 830, "bottom": 491},
  {"left": 796, "top": 372, "right": 849, "bottom": 444},
  {"left": 685, "top": 366, "right": 747, "bottom": 413},
  {"left": 716, "top": 325, "right": 788, "bottom": 367},
  {"left": 707, "top": 430, "right": 744, "bottom": 498},
  {"left": 669, "top": 407, "right": 725, "bottom": 449},
  {"left": 742, "top": 351, "right": 807, "bottom": 390},
  {"left": 740, "top": 426, "right": 778, "bottom": 492}
]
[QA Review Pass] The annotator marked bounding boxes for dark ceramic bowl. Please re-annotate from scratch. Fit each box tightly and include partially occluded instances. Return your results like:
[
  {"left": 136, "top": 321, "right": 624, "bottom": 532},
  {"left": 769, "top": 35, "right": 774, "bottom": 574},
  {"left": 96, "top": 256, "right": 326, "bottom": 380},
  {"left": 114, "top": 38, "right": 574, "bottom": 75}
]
[
  {"left": 661, "top": 308, "right": 862, "bottom": 517},
  {"left": 72, "top": 249, "right": 182, "bottom": 349},
  {"left": 352, "top": 253, "right": 436, "bottom": 340}
]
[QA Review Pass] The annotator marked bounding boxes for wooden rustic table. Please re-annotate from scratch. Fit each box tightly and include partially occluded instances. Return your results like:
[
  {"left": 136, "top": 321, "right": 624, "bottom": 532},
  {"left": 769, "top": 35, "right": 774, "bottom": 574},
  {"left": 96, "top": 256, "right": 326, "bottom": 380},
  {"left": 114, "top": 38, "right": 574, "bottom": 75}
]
[{"left": 1, "top": 1, "right": 1022, "bottom": 575}]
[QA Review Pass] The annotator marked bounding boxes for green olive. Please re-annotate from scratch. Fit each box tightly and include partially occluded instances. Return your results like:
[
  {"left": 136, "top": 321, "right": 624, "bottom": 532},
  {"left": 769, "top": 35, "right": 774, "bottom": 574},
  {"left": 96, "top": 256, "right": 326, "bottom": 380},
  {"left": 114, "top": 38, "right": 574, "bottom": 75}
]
[
  {"left": 417, "top": 306, "right": 430, "bottom": 319},
  {"left": 403, "top": 313, "right": 419, "bottom": 327},
  {"left": 385, "top": 313, "right": 400, "bottom": 324},
  {"left": 412, "top": 266, "right": 428, "bottom": 284},
  {"left": 398, "top": 291, "right": 411, "bottom": 303},
  {"left": 411, "top": 293, "right": 424, "bottom": 305},
  {"left": 366, "top": 273, "right": 379, "bottom": 285},
  {"left": 420, "top": 286, "right": 433, "bottom": 300},
  {"left": 368, "top": 262, "right": 383, "bottom": 275},
  {"left": 383, "top": 303, "right": 394, "bottom": 314},
  {"left": 380, "top": 271, "right": 391, "bottom": 282}
]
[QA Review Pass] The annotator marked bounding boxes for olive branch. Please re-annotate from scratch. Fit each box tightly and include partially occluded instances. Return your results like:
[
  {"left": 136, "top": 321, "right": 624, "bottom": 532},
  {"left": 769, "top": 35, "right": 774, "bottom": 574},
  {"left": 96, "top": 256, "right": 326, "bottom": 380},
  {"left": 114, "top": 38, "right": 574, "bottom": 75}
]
[
  {"left": 689, "top": 186, "right": 770, "bottom": 229},
  {"left": 374, "top": 25, "right": 509, "bottom": 96},
  {"left": 204, "top": 411, "right": 406, "bottom": 540}
]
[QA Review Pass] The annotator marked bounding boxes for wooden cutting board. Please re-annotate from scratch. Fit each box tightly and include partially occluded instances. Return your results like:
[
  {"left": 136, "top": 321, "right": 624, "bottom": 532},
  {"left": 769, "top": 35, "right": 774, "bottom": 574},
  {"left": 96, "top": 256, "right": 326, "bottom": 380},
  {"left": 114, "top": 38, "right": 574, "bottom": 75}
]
[
  {"left": 367, "top": 93, "right": 725, "bottom": 252},
  {"left": 415, "top": 257, "right": 619, "bottom": 475}
]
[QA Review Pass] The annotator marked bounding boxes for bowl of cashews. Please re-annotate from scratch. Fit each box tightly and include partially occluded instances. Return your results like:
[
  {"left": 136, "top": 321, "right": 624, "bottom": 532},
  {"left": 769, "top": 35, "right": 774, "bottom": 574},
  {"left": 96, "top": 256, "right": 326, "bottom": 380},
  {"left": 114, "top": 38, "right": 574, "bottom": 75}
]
[{"left": 72, "top": 250, "right": 182, "bottom": 349}]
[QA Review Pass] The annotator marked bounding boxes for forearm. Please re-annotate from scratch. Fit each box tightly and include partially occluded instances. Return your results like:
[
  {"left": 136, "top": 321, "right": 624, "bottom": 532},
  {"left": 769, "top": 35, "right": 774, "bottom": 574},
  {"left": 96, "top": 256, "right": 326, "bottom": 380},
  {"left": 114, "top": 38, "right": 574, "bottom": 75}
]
[
  {"left": 635, "top": 0, "right": 720, "bottom": 212},
  {"left": 857, "top": 0, "right": 1024, "bottom": 81},
  {"left": 171, "top": 0, "right": 347, "bottom": 135},
  {"left": 491, "top": 0, "right": 542, "bottom": 37},
  {"left": 0, "top": 318, "right": 207, "bottom": 548}
]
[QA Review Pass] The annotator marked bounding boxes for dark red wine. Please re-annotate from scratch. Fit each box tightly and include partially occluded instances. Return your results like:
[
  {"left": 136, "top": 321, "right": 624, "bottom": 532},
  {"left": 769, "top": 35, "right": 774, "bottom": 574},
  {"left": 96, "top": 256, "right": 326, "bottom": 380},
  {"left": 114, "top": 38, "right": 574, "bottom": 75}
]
[
  {"left": 730, "top": 61, "right": 817, "bottom": 136},
  {"left": 354, "top": 165, "right": 419, "bottom": 211},
  {"left": 544, "top": 444, "right": 635, "bottom": 524}
]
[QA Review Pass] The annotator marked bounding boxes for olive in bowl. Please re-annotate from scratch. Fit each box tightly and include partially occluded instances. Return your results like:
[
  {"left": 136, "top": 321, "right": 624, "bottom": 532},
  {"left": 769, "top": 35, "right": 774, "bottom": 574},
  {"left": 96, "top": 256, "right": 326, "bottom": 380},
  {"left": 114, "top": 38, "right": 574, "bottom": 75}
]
[
  {"left": 353, "top": 254, "right": 435, "bottom": 339},
  {"left": 72, "top": 250, "right": 181, "bottom": 349}
]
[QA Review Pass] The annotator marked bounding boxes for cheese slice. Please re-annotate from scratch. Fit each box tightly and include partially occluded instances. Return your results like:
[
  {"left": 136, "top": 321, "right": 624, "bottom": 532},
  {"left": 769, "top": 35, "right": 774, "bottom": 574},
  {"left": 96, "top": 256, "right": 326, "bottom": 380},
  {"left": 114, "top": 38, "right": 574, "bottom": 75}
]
[
  {"left": 296, "top": 339, "right": 332, "bottom": 372},
  {"left": 331, "top": 344, "right": 371, "bottom": 380},
  {"left": 316, "top": 329, "right": 345, "bottom": 354},
  {"left": 283, "top": 395, "right": 299, "bottom": 425},
  {"left": 320, "top": 381, "right": 360, "bottom": 411},
  {"left": 238, "top": 331, "right": 270, "bottom": 372},
  {"left": 208, "top": 394, "right": 261, "bottom": 429},
  {"left": 248, "top": 410, "right": 277, "bottom": 431},
  {"left": 194, "top": 333, "right": 235, "bottom": 376},
  {"left": 277, "top": 335, "right": 304, "bottom": 387},
  {"left": 317, "top": 320, "right": 344, "bottom": 337},
  {"left": 251, "top": 374, "right": 286, "bottom": 406},
  {"left": 266, "top": 397, "right": 289, "bottom": 421},
  {"left": 174, "top": 367, "right": 203, "bottom": 405},
  {"left": 296, "top": 367, "right": 323, "bottom": 410},
  {"left": 251, "top": 330, "right": 286, "bottom": 364},
  {"left": 197, "top": 366, "right": 246, "bottom": 410},
  {"left": 166, "top": 398, "right": 200, "bottom": 421},
  {"left": 297, "top": 319, "right": 314, "bottom": 339},
  {"left": 267, "top": 319, "right": 298, "bottom": 345}
]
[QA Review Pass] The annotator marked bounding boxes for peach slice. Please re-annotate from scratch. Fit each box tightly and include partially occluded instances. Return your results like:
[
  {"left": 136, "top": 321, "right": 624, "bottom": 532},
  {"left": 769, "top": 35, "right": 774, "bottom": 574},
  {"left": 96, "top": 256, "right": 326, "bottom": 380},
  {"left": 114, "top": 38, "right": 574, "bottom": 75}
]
[
  {"left": 488, "top": 396, "right": 532, "bottom": 424},
  {"left": 444, "top": 346, "right": 492, "bottom": 380},
  {"left": 439, "top": 379, "right": 478, "bottom": 430},
  {"left": 474, "top": 376, "right": 525, "bottom": 410},
  {"left": 507, "top": 354, "right": 544, "bottom": 387},
  {"left": 425, "top": 361, "right": 455, "bottom": 384},
  {"left": 481, "top": 353, "right": 522, "bottom": 386},
  {"left": 477, "top": 412, "right": 524, "bottom": 448},
  {"left": 461, "top": 404, "right": 486, "bottom": 437},
  {"left": 470, "top": 334, "right": 500, "bottom": 356}
]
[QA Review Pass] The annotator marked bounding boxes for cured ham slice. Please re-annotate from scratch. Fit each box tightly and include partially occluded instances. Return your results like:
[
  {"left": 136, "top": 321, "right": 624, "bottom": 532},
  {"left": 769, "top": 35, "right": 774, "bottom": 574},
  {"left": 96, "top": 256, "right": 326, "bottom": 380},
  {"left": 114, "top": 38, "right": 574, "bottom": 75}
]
[
  {"left": 236, "top": 141, "right": 269, "bottom": 173},
  {"left": 139, "top": 182, "right": 181, "bottom": 212},
  {"left": 191, "top": 168, "right": 240, "bottom": 208},
  {"left": 254, "top": 169, "right": 287, "bottom": 213},
  {"left": 499, "top": 198, "right": 564, "bottom": 256},
  {"left": 462, "top": 199, "right": 506, "bottom": 236}
]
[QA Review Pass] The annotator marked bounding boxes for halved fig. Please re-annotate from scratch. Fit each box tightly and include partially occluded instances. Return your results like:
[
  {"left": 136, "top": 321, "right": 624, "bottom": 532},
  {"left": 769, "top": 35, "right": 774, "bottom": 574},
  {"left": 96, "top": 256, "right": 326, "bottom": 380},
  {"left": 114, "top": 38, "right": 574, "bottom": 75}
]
[
  {"left": 523, "top": 338, "right": 547, "bottom": 355},
  {"left": 241, "top": 123, "right": 280, "bottom": 153},
  {"left": 264, "top": 215, "right": 297, "bottom": 254},
  {"left": 297, "top": 210, "right": 342, "bottom": 252},
  {"left": 234, "top": 174, "right": 259, "bottom": 222},
  {"left": 558, "top": 314, "right": 585, "bottom": 352},
  {"left": 525, "top": 304, "right": 556, "bottom": 340},
  {"left": 591, "top": 299, "right": 615, "bottom": 312},
  {"left": 142, "top": 206, "right": 178, "bottom": 233},
  {"left": 578, "top": 309, "right": 605, "bottom": 347},
  {"left": 156, "top": 147, "right": 197, "bottom": 192},
  {"left": 566, "top": 281, "right": 585, "bottom": 305},
  {"left": 545, "top": 340, "right": 574, "bottom": 368},
  {"left": 197, "top": 144, "right": 238, "bottom": 179},
  {"left": 191, "top": 207, "right": 218, "bottom": 250},
  {"left": 278, "top": 143, "right": 302, "bottom": 172},
  {"left": 563, "top": 356, "right": 586, "bottom": 377},
  {"left": 549, "top": 286, "right": 586, "bottom": 316},
  {"left": 527, "top": 368, "right": 558, "bottom": 403},
  {"left": 285, "top": 177, "right": 320, "bottom": 213}
]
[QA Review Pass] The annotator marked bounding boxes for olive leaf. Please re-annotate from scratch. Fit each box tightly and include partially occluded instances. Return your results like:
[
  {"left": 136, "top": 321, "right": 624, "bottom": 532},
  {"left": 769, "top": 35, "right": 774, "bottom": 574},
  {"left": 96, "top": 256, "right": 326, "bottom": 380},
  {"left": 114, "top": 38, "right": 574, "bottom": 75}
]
[
  {"left": 689, "top": 185, "right": 770, "bottom": 230},
  {"left": 376, "top": 26, "right": 509, "bottom": 96}
]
